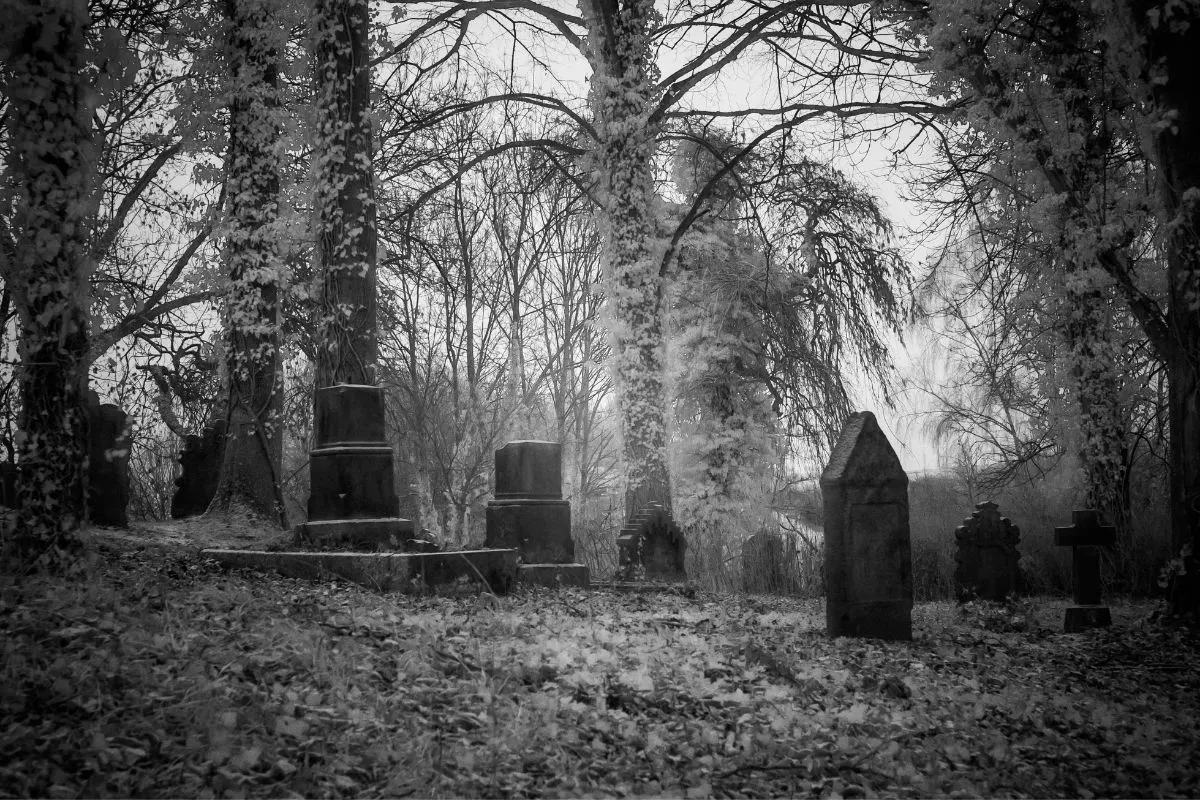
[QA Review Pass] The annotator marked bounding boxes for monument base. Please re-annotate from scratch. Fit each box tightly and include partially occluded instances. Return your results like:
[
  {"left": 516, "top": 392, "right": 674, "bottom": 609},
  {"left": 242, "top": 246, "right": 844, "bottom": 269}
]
[
  {"left": 294, "top": 517, "right": 415, "bottom": 551},
  {"left": 1064, "top": 605, "right": 1112, "bottom": 633},
  {"left": 518, "top": 563, "right": 589, "bottom": 588},
  {"left": 828, "top": 600, "right": 913, "bottom": 641},
  {"left": 485, "top": 499, "right": 573, "bottom": 563}
]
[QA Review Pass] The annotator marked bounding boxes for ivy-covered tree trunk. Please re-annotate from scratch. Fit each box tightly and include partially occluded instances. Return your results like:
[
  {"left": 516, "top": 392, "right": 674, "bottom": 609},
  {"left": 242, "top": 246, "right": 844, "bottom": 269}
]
[
  {"left": 313, "top": 0, "right": 377, "bottom": 387},
  {"left": 581, "top": 0, "right": 672, "bottom": 521},
  {"left": 1, "top": 0, "right": 95, "bottom": 571},
  {"left": 210, "top": 0, "right": 287, "bottom": 527},
  {"left": 1136, "top": 0, "right": 1200, "bottom": 608}
]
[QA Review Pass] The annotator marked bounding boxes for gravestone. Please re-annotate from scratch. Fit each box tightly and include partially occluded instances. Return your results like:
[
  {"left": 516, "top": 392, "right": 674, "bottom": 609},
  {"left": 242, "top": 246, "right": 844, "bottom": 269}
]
[
  {"left": 821, "top": 411, "right": 913, "bottom": 640},
  {"left": 171, "top": 419, "right": 226, "bottom": 519},
  {"left": 1054, "top": 509, "right": 1115, "bottom": 632},
  {"left": 484, "top": 440, "right": 588, "bottom": 586},
  {"left": 86, "top": 392, "right": 130, "bottom": 527},
  {"left": 742, "top": 531, "right": 801, "bottom": 594},
  {"left": 616, "top": 502, "right": 687, "bottom": 582},
  {"left": 954, "top": 501, "right": 1021, "bottom": 602},
  {"left": 0, "top": 462, "right": 17, "bottom": 509}
]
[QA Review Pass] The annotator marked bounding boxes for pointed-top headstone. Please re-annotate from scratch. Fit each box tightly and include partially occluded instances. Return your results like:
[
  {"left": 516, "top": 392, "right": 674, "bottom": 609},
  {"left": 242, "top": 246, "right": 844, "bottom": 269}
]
[
  {"left": 821, "top": 411, "right": 913, "bottom": 640},
  {"left": 821, "top": 411, "right": 907, "bottom": 488}
]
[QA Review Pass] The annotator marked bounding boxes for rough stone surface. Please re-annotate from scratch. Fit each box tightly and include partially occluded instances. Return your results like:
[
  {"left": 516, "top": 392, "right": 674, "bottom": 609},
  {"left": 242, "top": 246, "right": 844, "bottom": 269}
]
[
  {"left": 203, "top": 548, "right": 519, "bottom": 594},
  {"left": 617, "top": 503, "right": 687, "bottom": 581},
  {"left": 87, "top": 392, "right": 130, "bottom": 527},
  {"left": 954, "top": 501, "right": 1021, "bottom": 602},
  {"left": 172, "top": 419, "right": 226, "bottom": 519},
  {"left": 821, "top": 411, "right": 913, "bottom": 640},
  {"left": 1054, "top": 510, "right": 1116, "bottom": 631}
]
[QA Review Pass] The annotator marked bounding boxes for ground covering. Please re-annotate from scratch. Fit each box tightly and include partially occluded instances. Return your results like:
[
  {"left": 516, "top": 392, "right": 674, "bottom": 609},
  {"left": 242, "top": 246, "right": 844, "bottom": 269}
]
[{"left": 2, "top": 524, "right": 1198, "bottom": 798}]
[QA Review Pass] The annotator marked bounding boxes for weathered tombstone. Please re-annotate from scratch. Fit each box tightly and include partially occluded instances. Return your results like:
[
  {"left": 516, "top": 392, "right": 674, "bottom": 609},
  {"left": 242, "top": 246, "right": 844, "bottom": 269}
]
[
  {"left": 86, "top": 391, "right": 130, "bottom": 527},
  {"left": 742, "top": 531, "right": 800, "bottom": 594},
  {"left": 616, "top": 502, "right": 687, "bottom": 582},
  {"left": 954, "top": 501, "right": 1021, "bottom": 602},
  {"left": 171, "top": 419, "right": 227, "bottom": 519},
  {"left": 0, "top": 462, "right": 17, "bottom": 509},
  {"left": 1054, "top": 509, "right": 1115, "bottom": 632},
  {"left": 821, "top": 411, "right": 913, "bottom": 640},
  {"left": 485, "top": 441, "right": 588, "bottom": 586}
]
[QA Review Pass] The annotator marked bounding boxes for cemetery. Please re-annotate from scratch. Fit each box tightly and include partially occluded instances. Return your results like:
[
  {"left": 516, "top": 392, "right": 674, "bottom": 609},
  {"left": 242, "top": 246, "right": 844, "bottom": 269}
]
[{"left": 3, "top": 0, "right": 1200, "bottom": 796}]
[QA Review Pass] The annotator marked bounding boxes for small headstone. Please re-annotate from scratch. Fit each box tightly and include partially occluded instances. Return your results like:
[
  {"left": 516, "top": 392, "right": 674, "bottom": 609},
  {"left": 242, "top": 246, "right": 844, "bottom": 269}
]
[
  {"left": 742, "top": 531, "right": 800, "bottom": 594},
  {"left": 954, "top": 501, "right": 1021, "bottom": 602},
  {"left": 86, "top": 392, "right": 130, "bottom": 527},
  {"left": 485, "top": 441, "right": 588, "bottom": 586},
  {"left": 616, "top": 502, "right": 686, "bottom": 582},
  {"left": 1054, "top": 509, "right": 1115, "bottom": 632},
  {"left": 172, "top": 419, "right": 227, "bottom": 519},
  {"left": 0, "top": 462, "right": 17, "bottom": 509},
  {"left": 821, "top": 411, "right": 913, "bottom": 640}
]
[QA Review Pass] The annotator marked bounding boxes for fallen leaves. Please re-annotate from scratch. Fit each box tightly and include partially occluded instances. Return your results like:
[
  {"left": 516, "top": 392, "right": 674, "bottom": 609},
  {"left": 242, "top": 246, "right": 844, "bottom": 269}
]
[{"left": 3, "top": 543, "right": 1200, "bottom": 798}]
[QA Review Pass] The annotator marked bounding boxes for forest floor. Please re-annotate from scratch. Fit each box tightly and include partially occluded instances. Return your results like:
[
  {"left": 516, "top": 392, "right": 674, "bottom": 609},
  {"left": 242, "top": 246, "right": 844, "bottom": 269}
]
[{"left": 2, "top": 518, "right": 1199, "bottom": 799}]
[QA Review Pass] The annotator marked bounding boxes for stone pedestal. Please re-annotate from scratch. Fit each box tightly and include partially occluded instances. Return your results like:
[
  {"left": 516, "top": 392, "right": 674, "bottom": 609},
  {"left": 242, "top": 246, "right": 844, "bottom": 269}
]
[
  {"left": 484, "top": 440, "right": 588, "bottom": 587},
  {"left": 1054, "top": 510, "right": 1115, "bottom": 632},
  {"left": 296, "top": 385, "right": 412, "bottom": 550},
  {"left": 821, "top": 411, "right": 913, "bottom": 641}
]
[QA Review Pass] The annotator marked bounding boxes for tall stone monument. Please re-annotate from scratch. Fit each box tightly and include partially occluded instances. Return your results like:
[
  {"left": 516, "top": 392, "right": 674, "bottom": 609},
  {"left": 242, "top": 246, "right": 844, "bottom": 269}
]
[
  {"left": 954, "top": 501, "right": 1021, "bottom": 602},
  {"left": 296, "top": 0, "right": 412, "bottom": 551},
  {"left": 485, "top": 440, "right": 588, "bottom": 586},
  {"left": 821, "top": 411, "right": 913, "bottom": 640}
]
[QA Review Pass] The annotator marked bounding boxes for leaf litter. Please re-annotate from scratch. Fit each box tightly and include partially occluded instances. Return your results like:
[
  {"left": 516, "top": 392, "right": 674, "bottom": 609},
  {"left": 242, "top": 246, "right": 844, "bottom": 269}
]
[{"left": 2, "top": 534, "right": 1199, "bottom": 798}]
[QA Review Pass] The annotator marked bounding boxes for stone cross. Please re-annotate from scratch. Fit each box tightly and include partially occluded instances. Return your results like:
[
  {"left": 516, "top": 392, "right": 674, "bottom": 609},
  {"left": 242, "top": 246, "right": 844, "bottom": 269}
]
[
  {"left": 954, "top": 501, "right": 1021, "bottom": 602},
  {"left": 821, "top": 411, "right": 913, "bottom": 640},
  {"left": 1054, "top": 509, "right": 1115, "bottom": 632}
]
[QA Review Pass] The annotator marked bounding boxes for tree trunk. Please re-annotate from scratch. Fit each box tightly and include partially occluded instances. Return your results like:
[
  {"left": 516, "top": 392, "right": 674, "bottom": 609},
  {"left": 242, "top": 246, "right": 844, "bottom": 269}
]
[
  {"left": 1141, "top": 0, "right": 1200, "bottom": 609},
  {"left": 581, "top": 0, "right": 673, "bottom": 522},
  {"left": 210, "top": 0, "right": 287, "bottom": 528},
  {"left": 313, "top": 0, "right": 378, "bottom": 388},
  {"left": 2, "top": 0, "right": 95, "bottom": 570}
]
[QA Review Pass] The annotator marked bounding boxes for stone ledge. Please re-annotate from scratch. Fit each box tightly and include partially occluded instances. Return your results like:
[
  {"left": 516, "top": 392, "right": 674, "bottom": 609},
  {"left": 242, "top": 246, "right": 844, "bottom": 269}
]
[
  {"left": 293, "top": 517, "right": 416, "bottom": 551},
  {"left": 602, "top": 580, "right": 696, "bottom": 597},
  {"left": 201, "top": 548, "right": 518, "bottom": 594},
  {"left": 518, "top": 563, "right": 590, "bottom": 589}
]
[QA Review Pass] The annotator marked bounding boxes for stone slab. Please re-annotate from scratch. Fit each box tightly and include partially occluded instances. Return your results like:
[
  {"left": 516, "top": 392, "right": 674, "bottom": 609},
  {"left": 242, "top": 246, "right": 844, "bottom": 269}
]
[
  {"left": 518, "top": 563, "right": 590, "bottom": 588},
  {"left": 294, "top": 517, "right": 416, "bottom": 551},
  {"left": 202, "top": 548, "right": 518, "bottom": 594}
]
